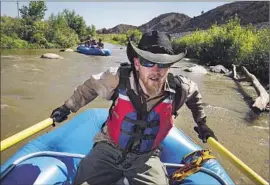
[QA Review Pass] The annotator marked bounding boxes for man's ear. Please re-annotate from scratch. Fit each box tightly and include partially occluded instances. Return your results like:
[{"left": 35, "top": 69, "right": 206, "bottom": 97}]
[{"left": 133, "top": 57, "right": 140, "bottom": 70}]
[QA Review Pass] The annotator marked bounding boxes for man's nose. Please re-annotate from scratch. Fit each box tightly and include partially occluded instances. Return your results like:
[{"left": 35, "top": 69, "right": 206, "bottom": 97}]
[{"left": 152, "top": 64, "right": 160, "bottom": 71}]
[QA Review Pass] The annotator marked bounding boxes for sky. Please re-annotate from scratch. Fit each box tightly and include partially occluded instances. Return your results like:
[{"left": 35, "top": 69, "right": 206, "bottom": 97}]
[{"left": 1, "top": 2, "right": 229, "bottom": 30}]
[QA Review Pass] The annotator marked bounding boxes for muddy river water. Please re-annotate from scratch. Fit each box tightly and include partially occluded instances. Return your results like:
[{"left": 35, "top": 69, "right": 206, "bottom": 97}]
[{"left": 1, "top": 43, "right": 269, "bottom": 184}]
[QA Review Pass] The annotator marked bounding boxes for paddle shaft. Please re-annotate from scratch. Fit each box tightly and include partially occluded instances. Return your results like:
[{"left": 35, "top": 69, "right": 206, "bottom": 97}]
[
  {"left": 207, "top": 137, "right": 268, "bottom": 185},
  {"left": 1, "top": 118, "right": 54, "bottom": 152}
]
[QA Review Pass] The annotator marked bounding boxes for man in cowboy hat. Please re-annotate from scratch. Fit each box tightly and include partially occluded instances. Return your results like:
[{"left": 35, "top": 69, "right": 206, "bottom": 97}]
[{"left": 50, "top": 30, "right": 217, "bottom": 185}]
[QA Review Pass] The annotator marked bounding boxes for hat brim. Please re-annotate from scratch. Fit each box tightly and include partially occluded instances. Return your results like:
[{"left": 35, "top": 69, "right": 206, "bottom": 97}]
[{"left": 128, "top": 41, "right": 186, "bottom": 64}]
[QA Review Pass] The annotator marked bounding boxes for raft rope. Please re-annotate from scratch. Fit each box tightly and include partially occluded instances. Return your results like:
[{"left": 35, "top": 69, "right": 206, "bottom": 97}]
[
  {"left": 170, "top": 149, "right": 219, "bottom": 183},
  {"left": 164, "top": 163, "right": 228, "bottom": 185}
]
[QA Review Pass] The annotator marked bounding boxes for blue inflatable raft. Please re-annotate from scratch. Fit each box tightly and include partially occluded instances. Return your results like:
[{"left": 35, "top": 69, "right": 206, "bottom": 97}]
[
  {"left": 77, "top": 45, "right": 111, "bottom": 56},
  {"left": 0, "top": 108, "right": 235, "bottom": 185}
]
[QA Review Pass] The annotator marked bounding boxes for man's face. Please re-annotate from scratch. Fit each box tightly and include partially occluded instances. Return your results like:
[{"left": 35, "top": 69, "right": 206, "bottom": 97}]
[{"left": 134, "top": 57, "right": 170, "bottom": 96}]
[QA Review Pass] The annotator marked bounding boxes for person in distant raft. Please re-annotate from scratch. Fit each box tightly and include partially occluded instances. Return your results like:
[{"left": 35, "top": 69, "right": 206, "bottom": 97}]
[
  {"left": 97, "top": 38, "right": 104, "bottom": 49},
  {"left": 91, "top": 39, "right": 97, "bottom": 47},
  {"left": 84, "top": 36, "right": 92, "bottom": 47},
  {"left": 50, "top": 30, "right": 218, "bottom": 185}
]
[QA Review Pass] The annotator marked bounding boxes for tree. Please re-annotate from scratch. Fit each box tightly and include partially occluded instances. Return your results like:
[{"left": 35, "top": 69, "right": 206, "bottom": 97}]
[
  {"left": 46, "top": 12, "right": 79, "bottom": 47},
  {"left": 87, "top": 24, "right": 96, "bottom": 37},
  {"left": 1, "top": 4, "right": 95, "bottom": 49},
  {"left": 19, "top": 1, "right": 47, "bottom": 41},
  {"left": 1, "top": 16, "right": 21, "bottom": 38},
  {"left": 61, "top": 9, "right": 88, "bottom": 39},
  {"left": 19, "top": 1, "right": 47, "bottom": 22}
]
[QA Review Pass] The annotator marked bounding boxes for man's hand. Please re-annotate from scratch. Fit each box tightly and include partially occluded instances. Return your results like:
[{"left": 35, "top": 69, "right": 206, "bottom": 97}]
[
  {"left": 194, "top": 118, "right": 218, "bottom": 143},
  {"left": 50, "top": 104, "right": 71, "bottom": 123}
]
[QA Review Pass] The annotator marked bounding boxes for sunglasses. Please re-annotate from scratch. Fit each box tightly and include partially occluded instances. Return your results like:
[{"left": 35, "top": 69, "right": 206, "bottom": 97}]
[{"left": 138, "top": 57, "right": 172, "bottom": 68}]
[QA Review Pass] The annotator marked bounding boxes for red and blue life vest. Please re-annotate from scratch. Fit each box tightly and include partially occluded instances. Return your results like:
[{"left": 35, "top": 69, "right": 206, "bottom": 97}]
[{"left": 106, "top": 63, "right": 182, "bottom": 154}]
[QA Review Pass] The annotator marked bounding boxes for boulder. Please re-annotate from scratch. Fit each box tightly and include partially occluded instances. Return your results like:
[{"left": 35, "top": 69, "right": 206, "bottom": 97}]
[
  {"left": 65, "top": 48, "right": 74, "bottom": 52},
  {"left": 209, "top": 65, "right": 229, "bottom": 74},
  {"left": 59, "top": 48, "right": 74, "bottom": 52},
  {"left": 184, "top": 65, "right": 208, "bottom": 74},
  {"left": 41, "top": 53, "right": 63, "bottom": 59}
]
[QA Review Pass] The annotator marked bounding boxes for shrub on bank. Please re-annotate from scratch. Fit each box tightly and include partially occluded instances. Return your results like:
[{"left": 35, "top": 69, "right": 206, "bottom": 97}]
[
  {"left": 97, "top": 29, "right": 142, "bottom": 46},
  {"left": 96, "top": 34, "right": 125, "bottom": 45},
  {"left": 1, "top": 4, "right": 95, "bottom": 49},
  {"left": 112, "top": 34, "right": 127, "bottom": 44},
  {"left": 1, "top": 35, "right": 40, "bottom": 49},
  {"left": 173, "top": 17, "right": 270, "bottom": 83},
  {"left": 1, "top": 35, "right": 62, "bottom": 49}
]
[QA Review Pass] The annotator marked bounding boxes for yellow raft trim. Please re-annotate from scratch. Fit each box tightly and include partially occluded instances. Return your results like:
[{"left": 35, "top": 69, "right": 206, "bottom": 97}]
[{"left": 1, "top": 118, "right": 53, "bottom": 152}]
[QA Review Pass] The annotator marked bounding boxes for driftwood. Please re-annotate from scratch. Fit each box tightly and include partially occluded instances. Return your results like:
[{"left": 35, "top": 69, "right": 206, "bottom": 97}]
[
  {"left": 232, "top": 64, "right": 247, "bottom": 82},
  {"left": 241, "top": 66, "right": 269, "bottom": 111},
  {"left": 232, "top": 64, "right": 239, "bottom": 80}
]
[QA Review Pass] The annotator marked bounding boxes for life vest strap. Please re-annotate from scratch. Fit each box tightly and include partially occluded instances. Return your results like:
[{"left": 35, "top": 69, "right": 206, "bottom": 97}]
[
  {"left": 141, "top": 134, "right": 156, "bottom": 140},
  {"left": 109, "top": 65, "right": 132, "bottom": 119},
  {"left": 124, "top": 117, "right": 159, "bottom": 128},
  {"left": 126, "top": 89, "right": 145, "bottom": 116},
  {"left": 119, "top": 128, "right": 156, "bottom": 140}
]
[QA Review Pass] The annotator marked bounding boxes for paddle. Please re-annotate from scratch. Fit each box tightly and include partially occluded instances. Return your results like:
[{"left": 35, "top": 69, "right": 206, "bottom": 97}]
[
  {"left": 207, "top": 137, "right": 268, "bottom": 185},
  {"left": 0, "top": 118, "right": 54, "bottom": 152}
]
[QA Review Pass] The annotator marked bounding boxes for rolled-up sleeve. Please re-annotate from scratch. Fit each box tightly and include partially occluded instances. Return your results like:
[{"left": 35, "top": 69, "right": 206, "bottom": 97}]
[
  {"left": 65, "top": 67, "right": 119, "bottom": 112},
  {"left": 180, "top": 76, "right": 206, "bottom": 123}
]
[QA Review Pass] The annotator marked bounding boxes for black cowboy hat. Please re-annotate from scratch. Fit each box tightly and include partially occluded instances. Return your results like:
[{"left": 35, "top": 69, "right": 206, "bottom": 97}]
[{"left": 127, "top": 30, "right": 186, "bottom": 64}]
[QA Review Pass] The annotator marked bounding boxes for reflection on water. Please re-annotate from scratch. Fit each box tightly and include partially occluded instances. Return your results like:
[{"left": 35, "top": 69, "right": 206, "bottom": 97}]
[{"left": 1, "top": 44, "right": 269, "bottom": 184}]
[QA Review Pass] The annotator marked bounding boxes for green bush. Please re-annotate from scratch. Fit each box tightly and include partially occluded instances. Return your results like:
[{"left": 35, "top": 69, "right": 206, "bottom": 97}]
[
  {"left": 173, "top": 17, "right": 270, "bottom": 83},
  {"left": 112, "top": 34, "right": 127, "bottom": 44},
  {"left": 97, "top": 29, "right": 142, "bottom": 46},
  {"left": 97, "top": 33, "right": 127, "bottom": 45},
  {"left": 0, "top": 7, "right": 91, "bottom": 49},
  {"left": 127, "top": 29, "right": 142, "bottom": 45},
  {"left": 1, "top": 35, "right": 29, "bottom": 49}
]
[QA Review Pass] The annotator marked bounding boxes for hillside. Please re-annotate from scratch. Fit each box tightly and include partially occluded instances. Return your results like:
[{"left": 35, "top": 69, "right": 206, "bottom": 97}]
[
  {"left": 99, "top": 1, "right": 269, "bottom": 34},
  {"left": 171, "top": 1, "right": 269, "bottom": 33},
  {"left": 97, "top": 24, "right": 137, "bottom": 34},
  {"left": 138, "top": 12, "right": 190, "bottom": 33}
]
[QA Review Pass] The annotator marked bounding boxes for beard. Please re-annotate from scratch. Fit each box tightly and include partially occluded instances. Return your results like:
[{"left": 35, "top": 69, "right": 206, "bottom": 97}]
[{"left": 138, "top": 71, "right": 166, "bottom": 97}]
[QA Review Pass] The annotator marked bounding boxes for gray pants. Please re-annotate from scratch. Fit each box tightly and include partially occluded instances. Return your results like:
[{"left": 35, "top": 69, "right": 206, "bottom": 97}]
[{"left": 72, "top": 142, "right": 169, "bottom": 185}]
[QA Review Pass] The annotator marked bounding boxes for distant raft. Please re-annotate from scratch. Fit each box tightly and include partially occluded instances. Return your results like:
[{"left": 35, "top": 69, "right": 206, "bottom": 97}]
[{"left": 77, "top": 45, "right": 111, "bottom": 56}]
